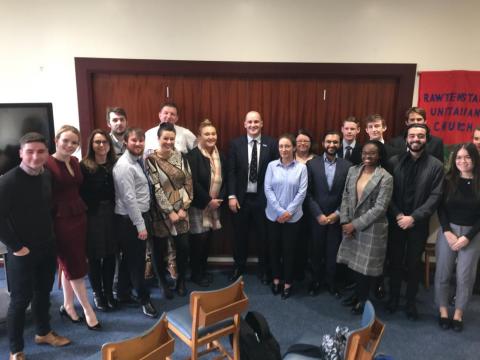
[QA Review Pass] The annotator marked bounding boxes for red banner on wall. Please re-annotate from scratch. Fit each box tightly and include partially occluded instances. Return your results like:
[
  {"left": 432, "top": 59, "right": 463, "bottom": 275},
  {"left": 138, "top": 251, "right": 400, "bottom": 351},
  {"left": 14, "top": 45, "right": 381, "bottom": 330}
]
[{"left": 418, "top": 70, "right": 480, "bottom": 145}]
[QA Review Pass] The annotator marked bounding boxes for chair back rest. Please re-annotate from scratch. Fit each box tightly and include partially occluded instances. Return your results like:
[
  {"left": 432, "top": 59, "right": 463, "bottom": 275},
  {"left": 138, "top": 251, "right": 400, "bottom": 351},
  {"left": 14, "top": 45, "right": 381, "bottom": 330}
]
[
  {"left": 345, "top": 301, "right": 385, "bottom": 360},
  {"left": 102, "top": 313, "right": 174, "bottom": 360},
  {"left": 190, "top": 277, "right": 249, "bottom": 328}
]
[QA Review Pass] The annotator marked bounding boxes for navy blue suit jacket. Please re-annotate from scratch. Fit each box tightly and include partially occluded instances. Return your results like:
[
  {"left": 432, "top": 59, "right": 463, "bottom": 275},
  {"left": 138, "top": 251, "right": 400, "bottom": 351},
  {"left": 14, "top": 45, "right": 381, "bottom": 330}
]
[{"left": 306, "top": 155, "right": 352, "bottom": 218}]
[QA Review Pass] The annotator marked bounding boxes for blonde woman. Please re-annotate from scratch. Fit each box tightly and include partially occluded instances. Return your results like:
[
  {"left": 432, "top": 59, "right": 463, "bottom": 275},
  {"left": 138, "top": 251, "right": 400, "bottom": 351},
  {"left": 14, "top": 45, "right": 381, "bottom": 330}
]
[{"left": 186, "top": 120, "right": 226, "bottom": 286}]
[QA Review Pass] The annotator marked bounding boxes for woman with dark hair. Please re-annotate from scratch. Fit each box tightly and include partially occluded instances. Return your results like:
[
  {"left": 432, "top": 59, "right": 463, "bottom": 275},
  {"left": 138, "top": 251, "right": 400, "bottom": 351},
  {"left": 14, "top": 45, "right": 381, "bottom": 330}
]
[
  {"left": 45, "top": 125, "right": 100, "bottom": 330},
  {"left": 186, "top": 119, "right": 226, "bottom": 287},
  {"left": 146, "top": 122, "right": 193, "bottom": 297},
  {"left": 265, "top": 133, "right": 308, "bottom": 299},
  {"left": 435, "top": 143, "right": 480, "bottom": 332},
  {"left": 294, "top": 129, "right": 317, "bottom": 282},
  {"left": 295, "top": 129, "right": 317, "bottom": 164},
  {"left": 80, "top": 129, "right": 117, "bottom": 311},
  {"left": 337, "top": 140, "right": 393, "bottom": 314}
]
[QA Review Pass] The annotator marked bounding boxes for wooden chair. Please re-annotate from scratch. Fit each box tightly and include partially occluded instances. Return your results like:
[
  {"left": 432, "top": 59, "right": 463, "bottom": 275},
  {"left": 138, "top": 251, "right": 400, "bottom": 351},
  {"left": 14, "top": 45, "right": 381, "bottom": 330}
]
[
  {"left": 167, "top": 276, "right": 249, "bottom": 360},
  {"left": 101, "top": 313, "right": 174, "bottom": 360},
  {"left": 345, "top": 301, "right": 385, "bottom": 360}
]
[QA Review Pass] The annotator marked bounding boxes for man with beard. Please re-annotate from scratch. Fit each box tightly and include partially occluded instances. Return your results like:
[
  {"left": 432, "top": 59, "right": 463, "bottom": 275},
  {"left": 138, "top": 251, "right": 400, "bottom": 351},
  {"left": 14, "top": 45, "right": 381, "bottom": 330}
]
[
  {"left": 107, "top": 107, "right": 128, "bottom": 156},
  {"left": 387, "top": 124, "right": 444, "bottom": 320},
  {"left": 389, "top": 107, "right": 444, "bottom": 163},
  {"left": 306, "top": 131, "right": 351, "bottom": 297},
  {"left": 1, "top": 133, "right": 71, "bottom": 360},
  {"left": 113, "top": 128, "right": 158, "bottom": 318}
]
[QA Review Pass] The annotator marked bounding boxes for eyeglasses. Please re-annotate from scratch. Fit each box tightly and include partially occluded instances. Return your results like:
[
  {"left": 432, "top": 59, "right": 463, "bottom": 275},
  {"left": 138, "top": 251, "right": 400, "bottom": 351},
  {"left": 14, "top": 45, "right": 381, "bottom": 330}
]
[
  {"left": 297, "top": 140, "right": 311, "bottom": 144},
  {"left": 93, "top": 140, "right": 109, "bottom": 145}
]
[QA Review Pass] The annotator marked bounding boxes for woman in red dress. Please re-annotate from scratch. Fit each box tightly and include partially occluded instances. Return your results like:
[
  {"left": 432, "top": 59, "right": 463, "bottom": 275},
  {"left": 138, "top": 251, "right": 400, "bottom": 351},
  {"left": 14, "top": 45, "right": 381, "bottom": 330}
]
[{"left": 46, "top": 125, "right": 100, "bottom": 330}]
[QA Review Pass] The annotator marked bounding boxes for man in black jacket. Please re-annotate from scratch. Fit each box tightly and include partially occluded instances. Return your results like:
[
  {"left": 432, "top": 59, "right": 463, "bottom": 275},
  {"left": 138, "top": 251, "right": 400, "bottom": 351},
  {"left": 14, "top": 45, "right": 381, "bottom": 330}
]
[
  {"left": 338, "top": 116, "right": 362, "bottom": 165},
  {"left": 387, "top": 124, "right": 444, "bottom": 320},
  {"left": 0, "top": 133, "right": 71, "bottom": 360},
  {"left": 227, "top": 111, "right": 279, "bottom": 283},
  {"left": 389, "top": 107, "right": 444, "bottom": 163}
]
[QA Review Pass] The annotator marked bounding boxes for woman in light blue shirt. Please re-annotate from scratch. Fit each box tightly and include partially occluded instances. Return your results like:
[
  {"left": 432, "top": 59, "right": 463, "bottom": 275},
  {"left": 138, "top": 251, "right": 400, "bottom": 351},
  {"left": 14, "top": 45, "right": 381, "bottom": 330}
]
[{"left": 264, "top": 133, "right": 308, "bottom": 299}]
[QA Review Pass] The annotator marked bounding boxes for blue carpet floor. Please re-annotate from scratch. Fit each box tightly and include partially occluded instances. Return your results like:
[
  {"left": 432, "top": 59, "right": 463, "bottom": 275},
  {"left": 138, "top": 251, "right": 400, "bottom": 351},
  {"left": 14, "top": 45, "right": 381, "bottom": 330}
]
[{"left": 1, "top": 269, "right": 480, "bottom": 359}]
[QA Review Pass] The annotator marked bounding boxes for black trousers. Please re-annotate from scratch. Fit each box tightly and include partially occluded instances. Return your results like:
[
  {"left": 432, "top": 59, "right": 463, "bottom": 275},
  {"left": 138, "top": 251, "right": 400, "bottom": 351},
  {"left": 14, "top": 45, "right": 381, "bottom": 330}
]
[
  {"left": 388, "top": 221, "right": 429, "bottom": 302},
  {"left": 355, "top": 272, "right": 374, "bottom": 302},
  {"left": 88, "top": 254, "right": 116, "bottom": 297},
  {"left": 189, "top": 231, "right": 212, "bottom": 279},
  {"left": 310, "top": 221, "right": 342, "bottom": 287},
  {"left": 116, "top": 214, "right": 150, "bottom": 303},
  {"left": 151, "top": 233, "right": 189, "bottom": 281},
  {"left": 268, "top": 220, "right": 299, "bottom": 284},
  {"left": 294, "top": 210, "right": 312, "bottom": 280},
  {"left": 7, "top": 251, "right": 56, "bottom": 353},
  {"left": 232, "top": 194, "right": 269, "bottom": 274}
]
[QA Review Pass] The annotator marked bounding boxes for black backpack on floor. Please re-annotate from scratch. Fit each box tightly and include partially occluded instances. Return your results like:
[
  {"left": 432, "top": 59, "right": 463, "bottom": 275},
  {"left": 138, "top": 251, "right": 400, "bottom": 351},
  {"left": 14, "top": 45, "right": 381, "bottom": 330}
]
[{"left": 234, "top": 311, "right": 282, "bottom": 360}]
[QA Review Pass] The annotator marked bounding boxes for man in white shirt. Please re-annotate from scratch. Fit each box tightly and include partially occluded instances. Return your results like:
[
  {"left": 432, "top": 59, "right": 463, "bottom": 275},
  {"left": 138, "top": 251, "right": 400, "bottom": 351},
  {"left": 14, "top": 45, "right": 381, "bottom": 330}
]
[
  {"left": 144, "top": 102, "right": 196, "bottom": 155},
  {"left": 113, "top": 128, "right": 158, "bottom": 318}
]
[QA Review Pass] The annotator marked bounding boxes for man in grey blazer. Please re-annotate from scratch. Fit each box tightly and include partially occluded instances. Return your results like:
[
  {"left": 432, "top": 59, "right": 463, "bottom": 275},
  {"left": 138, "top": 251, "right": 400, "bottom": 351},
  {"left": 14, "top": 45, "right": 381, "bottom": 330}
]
[{"left": 306, "top": 131, "right": 351, "bottom": 296}]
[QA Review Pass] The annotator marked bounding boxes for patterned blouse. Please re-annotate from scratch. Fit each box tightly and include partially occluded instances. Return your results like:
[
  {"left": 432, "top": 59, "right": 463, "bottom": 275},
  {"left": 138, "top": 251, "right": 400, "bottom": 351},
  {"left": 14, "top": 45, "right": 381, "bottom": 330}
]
[{"left": 146, "top": 149, "right": 193, "bottom": 237}]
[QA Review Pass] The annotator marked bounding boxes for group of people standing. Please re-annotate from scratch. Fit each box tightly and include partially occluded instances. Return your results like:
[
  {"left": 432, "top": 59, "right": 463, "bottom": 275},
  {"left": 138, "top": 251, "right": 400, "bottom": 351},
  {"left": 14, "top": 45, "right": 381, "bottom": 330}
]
[{"left": 2, "top": 102, "right": 480, "bottom": 360}]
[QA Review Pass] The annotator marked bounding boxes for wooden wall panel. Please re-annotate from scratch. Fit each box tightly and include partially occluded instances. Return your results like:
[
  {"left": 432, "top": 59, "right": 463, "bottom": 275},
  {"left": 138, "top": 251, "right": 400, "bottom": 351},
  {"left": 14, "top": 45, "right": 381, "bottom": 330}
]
[{"left": 77, "top": 58, "right": 416, "bottom": 259}]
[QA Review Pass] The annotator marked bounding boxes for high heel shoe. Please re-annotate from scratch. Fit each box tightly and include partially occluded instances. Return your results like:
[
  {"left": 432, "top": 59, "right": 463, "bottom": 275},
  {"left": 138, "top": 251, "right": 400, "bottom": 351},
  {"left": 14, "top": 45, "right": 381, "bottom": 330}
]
[
  {"left": 59, "top": 305, "right": 84, "bottom": 323},
  {"left": 86, "top": 321, "right": 102, "bottom": 331}
]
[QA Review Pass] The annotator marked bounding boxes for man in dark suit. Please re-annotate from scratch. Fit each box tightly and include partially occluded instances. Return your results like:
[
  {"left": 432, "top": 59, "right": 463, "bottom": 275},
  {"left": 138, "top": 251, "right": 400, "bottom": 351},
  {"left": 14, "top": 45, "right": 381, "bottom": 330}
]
[
  {"left": 338, "top": 116, "right": 362, "bottom": 165},
  {"left": 306, "top": 131, "right": 351, "bottom": 297},
  {"left": 364, "top": 114, "right": 401, "bottom": 162},
  {"left": 389, "top": 107, "right": 444, "bottom": 163},
  {"left": 227, "top": 111, "right": 279, "bottom": 283},
  {"left": 387, "top": 124, "right": 444, "bottom": 320}
]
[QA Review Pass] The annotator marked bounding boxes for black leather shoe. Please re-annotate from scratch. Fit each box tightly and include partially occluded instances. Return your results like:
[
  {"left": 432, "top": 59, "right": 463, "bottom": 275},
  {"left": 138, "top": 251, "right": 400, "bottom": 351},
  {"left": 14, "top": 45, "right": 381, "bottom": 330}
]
[
  {"left": 261, "top": 272, "right": 272, "bottom": 285},
  {"left": 176, "top": 279, "right": 187, "bottom": 297},
  {"left": 59, "top": 305, "right": 84, "bottom": 323},
  {"left": 405, "top": 302, "right": 419, "bottom": 320},
  {"left": 327, "top": 285, "right": 342, "bottom": 299},
  {"left": 308, "top": 281, "right": 321, "bottom": 296},
  {"left": 374, "top": 284, "right": 386, "bottom": 300},
  {"left": 438, "top": 316, "right": 451, "bottom": 330},
  {"left": 386, "top": 297, "right": 399, "bottom": 314},
  {"left": 229, "top": 268, "right": 243, "bottom": 282},
  {"left": 452, "top": 319, "right": 463, "bottom": 332},
  {"left": 281, "top": 286, "right": 292, "bottom": 300},
  {"left": 142, "top": 300, "right": 159, "bottom": 318},
  {"left": 105, "top": 294, "right": 118, "bottom": 310},
  {"left": 351, "top": 301, "right": 365, "bottom": 315},
  {"left": 341, "top": 293, "right": 358, "bottom": 307},
  {"left": 271, "top": 283, "right": 282, "bottom": 296},
  {"left": 86, "top": 321, "right": 102, "bottom": 331},
  {"left": 117, "top": 294, "right": 140, "bottom": 308},
  {"left": 93, "top": 293, "right": 108, "bottom": 312},
  {"left": 159, "top": 282, "right": 174, "bottom": 300}
]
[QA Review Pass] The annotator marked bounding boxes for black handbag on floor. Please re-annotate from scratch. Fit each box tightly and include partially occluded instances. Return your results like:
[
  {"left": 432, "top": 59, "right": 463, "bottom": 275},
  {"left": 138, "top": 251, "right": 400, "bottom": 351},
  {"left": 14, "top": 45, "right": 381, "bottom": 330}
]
[{"left": 233, "top": 311, "right": 282, "bottom": 360}]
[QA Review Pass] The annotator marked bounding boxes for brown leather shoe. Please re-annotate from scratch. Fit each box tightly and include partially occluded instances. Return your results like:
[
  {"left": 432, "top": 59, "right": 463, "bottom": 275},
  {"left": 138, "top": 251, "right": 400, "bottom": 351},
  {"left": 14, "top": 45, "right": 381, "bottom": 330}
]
[
  {"left": 9, "top": 352, "right": 26, "bottom": 360},
  {"left": 34, "top": 331, "right": 71, "bottom": 347}
]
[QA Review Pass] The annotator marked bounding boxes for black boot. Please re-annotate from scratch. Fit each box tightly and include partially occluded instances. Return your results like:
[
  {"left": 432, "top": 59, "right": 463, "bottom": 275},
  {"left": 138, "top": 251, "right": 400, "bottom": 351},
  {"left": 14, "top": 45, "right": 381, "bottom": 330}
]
[{"left": 176, "top": 278, "right": 187, "bottom": 297}]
